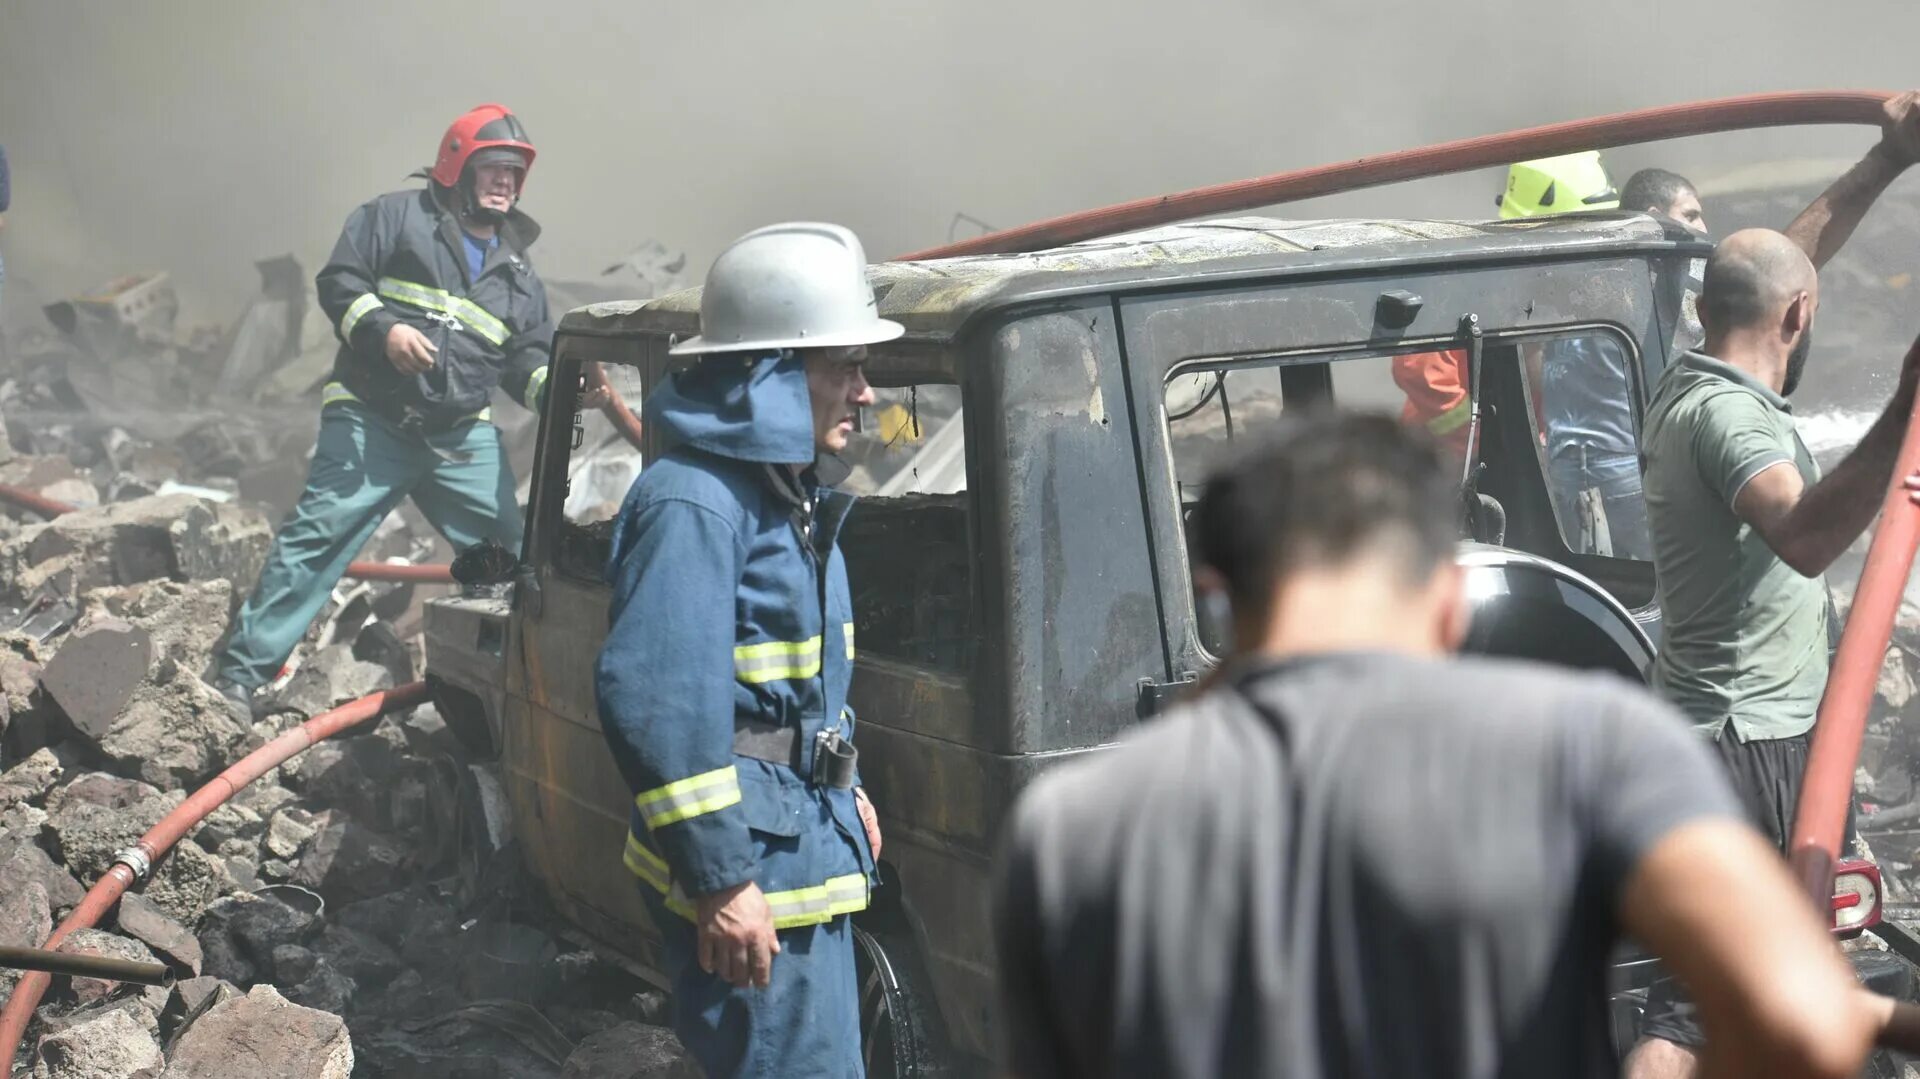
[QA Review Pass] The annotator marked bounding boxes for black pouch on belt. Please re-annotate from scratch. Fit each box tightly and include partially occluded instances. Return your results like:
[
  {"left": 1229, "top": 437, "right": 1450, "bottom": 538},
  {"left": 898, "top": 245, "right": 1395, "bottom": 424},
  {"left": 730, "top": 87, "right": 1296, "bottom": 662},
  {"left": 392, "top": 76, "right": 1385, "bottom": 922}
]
[{"left": 812, "top": 728, "right": 859, "bottom": 789}]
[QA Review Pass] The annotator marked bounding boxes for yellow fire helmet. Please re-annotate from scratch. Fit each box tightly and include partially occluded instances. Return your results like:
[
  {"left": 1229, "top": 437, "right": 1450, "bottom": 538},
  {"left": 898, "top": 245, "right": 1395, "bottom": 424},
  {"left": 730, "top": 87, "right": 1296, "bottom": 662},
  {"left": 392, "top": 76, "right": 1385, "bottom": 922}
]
[{"left": 1496, "top": 151, "right": 1620, "bottom": 219}]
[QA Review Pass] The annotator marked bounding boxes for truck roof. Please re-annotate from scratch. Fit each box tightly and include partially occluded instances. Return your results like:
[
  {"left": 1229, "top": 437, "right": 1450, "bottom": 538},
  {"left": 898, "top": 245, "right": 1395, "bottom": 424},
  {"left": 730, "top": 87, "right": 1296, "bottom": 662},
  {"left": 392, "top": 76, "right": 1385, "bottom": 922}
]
[{"left": 557, "top": 212, "right": 1696, "bottom": 345}]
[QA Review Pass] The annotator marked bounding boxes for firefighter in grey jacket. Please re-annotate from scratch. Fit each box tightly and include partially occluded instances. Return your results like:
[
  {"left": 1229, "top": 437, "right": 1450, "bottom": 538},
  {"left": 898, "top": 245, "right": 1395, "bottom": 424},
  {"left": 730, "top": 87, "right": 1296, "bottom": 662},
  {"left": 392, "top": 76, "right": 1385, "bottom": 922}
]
[{"left": 210, "top": 104, "right": 558, "bottom": 712}]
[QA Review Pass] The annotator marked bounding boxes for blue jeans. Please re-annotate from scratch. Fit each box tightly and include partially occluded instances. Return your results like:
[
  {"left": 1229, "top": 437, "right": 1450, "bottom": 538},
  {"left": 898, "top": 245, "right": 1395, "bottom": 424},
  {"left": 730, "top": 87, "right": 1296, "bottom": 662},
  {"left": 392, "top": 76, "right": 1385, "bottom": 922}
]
[
  {"left": 1549, "top": 448, "right": 1649, "bottom": 561},
  {"left": 215, "top": 400, "right": 522, "bottom": 688},
  {"left": 642, "top": 888, "right": 863, "bottom": 1078}
]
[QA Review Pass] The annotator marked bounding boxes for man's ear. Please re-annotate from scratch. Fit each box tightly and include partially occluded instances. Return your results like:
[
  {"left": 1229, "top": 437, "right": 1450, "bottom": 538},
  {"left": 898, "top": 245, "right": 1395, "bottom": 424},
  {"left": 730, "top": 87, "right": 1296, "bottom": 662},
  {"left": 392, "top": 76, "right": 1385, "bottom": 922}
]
[{"left": 1783, "top": 291, "right": 1813, "bottom": 340}]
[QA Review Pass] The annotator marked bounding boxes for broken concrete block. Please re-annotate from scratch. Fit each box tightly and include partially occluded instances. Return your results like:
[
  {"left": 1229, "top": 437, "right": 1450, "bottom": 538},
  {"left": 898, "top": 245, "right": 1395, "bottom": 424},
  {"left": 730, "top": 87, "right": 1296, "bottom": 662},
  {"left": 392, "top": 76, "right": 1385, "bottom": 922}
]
[
  {"left": 47, "top": 794, "right": 227, "bottom": 924},
  {"left": 560, "top": 1022, "right": 695, "bottom": 1079},
  {"left": 115, "top": 892, "right": 203, "bottom": 977},
  {"left": 97, "top": 675, "right": 249, "bottom": 790},
  {"left": 47, "top": 772, "right": 161, "bottom": 814},
  {"left": 0, "top": 881, "right": 52, "bottom": 998},
  {"left": 193, "top": 803, "right": 265, "bottom": 853},
  {"left": 264, "top": 808, "right": 317, "bottom": 860},
  {"left": 196, "top": 891, "right": 320, "bottom": 985},
  {"left": 79, "top": 578, "right": 231, "bottom": 678},
  {"left": 0, "top": 495, "right": 272, "bottom": 603},
  {"left": 42, "top": 618, "right": 152, "bottom": 742},
  {"left": 311, "top": 923, "right": 403, "bottom": 988},
  {"left": 31, "top": 1005, "right": 163, "bottom": 1079},
  {"left": 292, "top": 812, "right": 409, "bottom": 905},
  {"left": 271, "top": 943, "right": 318, "bottom": 984},
  {"left": 57, "top": 928, "right": 160, "bottom": 1006},
  {"left": 161, "top": 984, "right": 354, "bottom": 1079},
  {"left": 268, "top": 643, "right": 394, "bottom": 721},
  {"left": 0, "top": 838, "right": 86, "bottom": 912},
  {"left": 0, "top": 745, "right": 71, "bottom": 806}
]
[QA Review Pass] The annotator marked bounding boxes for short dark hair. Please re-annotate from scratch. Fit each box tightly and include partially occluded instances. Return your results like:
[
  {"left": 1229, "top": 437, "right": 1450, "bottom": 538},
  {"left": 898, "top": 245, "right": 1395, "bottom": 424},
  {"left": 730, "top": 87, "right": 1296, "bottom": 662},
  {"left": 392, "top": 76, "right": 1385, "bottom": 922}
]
[
  {"left": 1619, "top": 168, "right": 1696, "bottom": 216},
  {"left": 1193, "top": 411, "right": 1457, "bottom": 612}
]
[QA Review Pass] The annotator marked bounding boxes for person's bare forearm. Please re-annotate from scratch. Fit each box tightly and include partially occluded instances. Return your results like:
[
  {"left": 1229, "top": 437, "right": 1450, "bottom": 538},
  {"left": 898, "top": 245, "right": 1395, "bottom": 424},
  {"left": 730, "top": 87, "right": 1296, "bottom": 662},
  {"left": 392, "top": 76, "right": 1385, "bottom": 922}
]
[
  {"left": 1785, "top": 143, "right": 1908, "bottom": 270},
  {"left": 1779, "top": 386, "right": 1915, "bottom": 574},
  {"left": 1868, "top": 993, "right": 1920, "bottom": 1054}
]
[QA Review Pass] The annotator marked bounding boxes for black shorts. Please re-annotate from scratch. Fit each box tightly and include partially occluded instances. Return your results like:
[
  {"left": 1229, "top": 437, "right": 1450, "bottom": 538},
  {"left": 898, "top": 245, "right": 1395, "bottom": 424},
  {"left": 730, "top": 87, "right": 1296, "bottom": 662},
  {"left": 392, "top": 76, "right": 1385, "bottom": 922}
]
[{"left": 1638, "top": 725, "right": 1851, "bottom": 1050}]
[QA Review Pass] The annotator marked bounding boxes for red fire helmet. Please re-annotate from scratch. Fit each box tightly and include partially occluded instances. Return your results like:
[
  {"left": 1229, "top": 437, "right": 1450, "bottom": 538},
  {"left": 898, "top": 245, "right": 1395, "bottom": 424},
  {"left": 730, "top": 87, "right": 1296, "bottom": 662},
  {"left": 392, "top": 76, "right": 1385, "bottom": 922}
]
[{"left": 430, "top": 104, "right": 536, "bottom": 189}]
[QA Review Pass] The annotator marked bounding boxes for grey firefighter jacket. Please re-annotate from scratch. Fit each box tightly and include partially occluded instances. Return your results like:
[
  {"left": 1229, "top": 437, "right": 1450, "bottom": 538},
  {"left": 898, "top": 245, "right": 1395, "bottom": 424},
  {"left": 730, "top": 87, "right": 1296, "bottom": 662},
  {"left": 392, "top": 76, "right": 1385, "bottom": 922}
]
[{"left": 316, "top": 185, "right": 553, "bottom": 430}]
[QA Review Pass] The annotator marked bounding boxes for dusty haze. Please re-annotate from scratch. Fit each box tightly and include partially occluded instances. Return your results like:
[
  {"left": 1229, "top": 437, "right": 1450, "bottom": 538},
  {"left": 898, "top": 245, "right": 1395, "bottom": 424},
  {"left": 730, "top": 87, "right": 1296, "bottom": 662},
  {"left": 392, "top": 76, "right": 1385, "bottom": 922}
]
[{"left": 1, "top": 0, "right": 1918, "bottom": 324}]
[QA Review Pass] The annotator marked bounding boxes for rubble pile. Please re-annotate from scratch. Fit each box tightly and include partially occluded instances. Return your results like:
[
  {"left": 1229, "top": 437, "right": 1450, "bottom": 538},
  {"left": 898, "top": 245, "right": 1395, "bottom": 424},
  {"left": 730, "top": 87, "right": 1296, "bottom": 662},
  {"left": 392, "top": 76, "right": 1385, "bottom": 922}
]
[{"left": 0, "top": 455, "right": 685, "bottom": 1071}]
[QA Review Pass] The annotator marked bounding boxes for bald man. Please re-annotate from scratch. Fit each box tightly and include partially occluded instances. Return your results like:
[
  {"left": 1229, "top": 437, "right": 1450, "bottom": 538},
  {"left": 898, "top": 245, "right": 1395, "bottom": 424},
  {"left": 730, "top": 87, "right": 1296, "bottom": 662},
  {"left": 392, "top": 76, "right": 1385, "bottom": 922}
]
[{"left": 1625, "top": 229, "right": 1920, "bottom": 1076}]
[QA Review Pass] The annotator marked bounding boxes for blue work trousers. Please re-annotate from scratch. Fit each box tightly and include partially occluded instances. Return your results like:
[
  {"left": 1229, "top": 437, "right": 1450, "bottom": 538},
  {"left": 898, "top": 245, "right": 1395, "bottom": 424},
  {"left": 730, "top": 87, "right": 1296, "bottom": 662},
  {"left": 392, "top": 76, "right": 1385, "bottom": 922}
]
[
  {"left": 216, "top": 400, "right": 521, "bottom": 688},
  {"left": 642, "top": 888, "right": 863, "bottom": 1078},
  {"left": 1548, "top": 447, "right": 1650, "bottom": 561}
]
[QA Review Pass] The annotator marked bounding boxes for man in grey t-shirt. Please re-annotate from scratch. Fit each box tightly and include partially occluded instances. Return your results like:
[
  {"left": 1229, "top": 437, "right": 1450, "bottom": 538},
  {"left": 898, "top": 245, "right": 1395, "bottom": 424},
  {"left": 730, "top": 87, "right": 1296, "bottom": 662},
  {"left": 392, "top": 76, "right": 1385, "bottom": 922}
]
[{"left": 993, "top": 412, "right": 1886, "bottom": 1079}]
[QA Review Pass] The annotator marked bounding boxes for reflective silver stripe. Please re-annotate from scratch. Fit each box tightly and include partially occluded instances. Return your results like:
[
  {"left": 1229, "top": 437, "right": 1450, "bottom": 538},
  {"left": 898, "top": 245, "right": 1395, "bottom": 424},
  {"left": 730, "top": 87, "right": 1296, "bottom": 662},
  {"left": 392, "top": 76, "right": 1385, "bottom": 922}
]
[
  {"left": 733, "top": 636, "right": 824, "bottom": 684},
  {"left": 843, "top": 622, "right": 856, "bottom": 661},
  {"left": 375, "top": 277, "right": 509, "bottom": 346},
  {"left": 765, "top": 873, "right": 870, "bottom": 929},
  {"left": 635, "top": 766, "right": 742, "bottom": 829},
  {"left": 340, "top": 293, "right": 383, "bottom": 339}
]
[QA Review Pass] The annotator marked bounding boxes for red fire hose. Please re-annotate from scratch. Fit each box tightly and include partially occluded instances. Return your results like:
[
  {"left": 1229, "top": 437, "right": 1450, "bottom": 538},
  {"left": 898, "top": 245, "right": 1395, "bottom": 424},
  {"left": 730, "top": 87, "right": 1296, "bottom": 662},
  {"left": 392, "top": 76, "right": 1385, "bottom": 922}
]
[
  {"left": 899, "top": 90, "right": 1895, "bottom": 260},
  {"left": 0, "top": 485, "right": 453, "bottom": 584},
  {"left": 1790, "top": 395, "right": 1920, "bottom": 903},
  {"left": 0, "top": 681, "right": 428, "bottom": 1072}
]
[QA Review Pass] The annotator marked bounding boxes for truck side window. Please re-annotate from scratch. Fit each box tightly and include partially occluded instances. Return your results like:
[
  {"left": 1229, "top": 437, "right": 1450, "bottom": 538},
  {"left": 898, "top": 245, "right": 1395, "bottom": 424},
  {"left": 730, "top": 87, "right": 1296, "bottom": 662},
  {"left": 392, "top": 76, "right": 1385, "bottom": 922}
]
[
  {"left": 553, "top": 360, "right": 647, "bottom": 582},
  {"left": 1519, "top": 331, "right": 1649, "bottom": 562},
  {"left": 837, "top": 382, "right": 974, "bottom": 673}
]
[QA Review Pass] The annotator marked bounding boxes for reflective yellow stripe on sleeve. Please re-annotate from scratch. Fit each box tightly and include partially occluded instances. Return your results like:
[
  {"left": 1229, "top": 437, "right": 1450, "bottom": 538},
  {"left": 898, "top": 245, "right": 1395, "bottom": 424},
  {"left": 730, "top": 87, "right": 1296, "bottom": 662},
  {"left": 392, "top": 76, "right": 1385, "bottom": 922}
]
[
  {"left": 375, "top": 277, "right": 509, "bottom": 346},
  {"left": 623, "top": 830, "right": 869, "bottom": 930},
  {"left": 844, "top": 623, "right": 856, "bottom": 661},
  {"left": 733, "top": 636, "right": 824, "bottom": 684},
  {"left": 340, "top": 293, "right": 383, "bottom": 340},
  {"left": 635, "top": 765, "right": 742, "bottom": 830},
  {"left": 525, "top": 365, "right": 550, "bottom": 411},
  {"left": 1427, "top": 398, "right": 1473, "bottom": 436}
]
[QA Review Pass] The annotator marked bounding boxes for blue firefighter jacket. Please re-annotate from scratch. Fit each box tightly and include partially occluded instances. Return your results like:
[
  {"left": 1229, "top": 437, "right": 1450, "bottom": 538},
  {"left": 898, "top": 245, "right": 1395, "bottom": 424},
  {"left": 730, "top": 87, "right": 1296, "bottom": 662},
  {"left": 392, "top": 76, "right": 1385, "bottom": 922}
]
[
  {"left": 315, "top": 184, "right": 553, "bottom": 429},
  {"left": 595, "top": 351, "right": 875, "bottom": 928}
]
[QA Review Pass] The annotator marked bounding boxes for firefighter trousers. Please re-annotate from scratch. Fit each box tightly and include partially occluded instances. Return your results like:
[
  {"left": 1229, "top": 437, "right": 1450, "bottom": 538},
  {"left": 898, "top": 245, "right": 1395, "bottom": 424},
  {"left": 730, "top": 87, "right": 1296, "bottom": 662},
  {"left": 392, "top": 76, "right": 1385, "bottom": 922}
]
[
  {"left": 642, "top": 887, "right": 863, "bottom": 1078},
  {"left": 215, "top": 399, "right": 521, "bottom": 689}
]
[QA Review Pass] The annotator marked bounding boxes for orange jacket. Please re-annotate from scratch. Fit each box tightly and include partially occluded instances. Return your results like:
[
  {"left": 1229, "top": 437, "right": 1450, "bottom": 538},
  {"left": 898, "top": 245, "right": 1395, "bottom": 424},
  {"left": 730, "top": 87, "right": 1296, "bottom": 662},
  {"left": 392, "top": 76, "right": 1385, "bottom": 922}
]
[{"left": 1391, "top": 349, "right": 1472, "bottom": 456}]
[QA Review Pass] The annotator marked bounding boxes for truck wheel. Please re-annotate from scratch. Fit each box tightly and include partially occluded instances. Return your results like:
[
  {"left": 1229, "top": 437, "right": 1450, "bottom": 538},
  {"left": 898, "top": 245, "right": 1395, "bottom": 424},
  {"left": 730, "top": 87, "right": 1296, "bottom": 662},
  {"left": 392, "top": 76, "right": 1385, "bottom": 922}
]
[{"left": 854, "top": 923, "right": 949, "bottom": 1078}]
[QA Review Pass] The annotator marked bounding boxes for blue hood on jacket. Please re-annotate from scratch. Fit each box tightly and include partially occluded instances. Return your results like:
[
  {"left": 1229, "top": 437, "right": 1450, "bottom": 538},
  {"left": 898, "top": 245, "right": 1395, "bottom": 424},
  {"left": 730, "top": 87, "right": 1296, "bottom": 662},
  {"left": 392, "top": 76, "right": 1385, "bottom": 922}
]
[{"left": 643, "top": 351, "right": 815, "bottom": 465}]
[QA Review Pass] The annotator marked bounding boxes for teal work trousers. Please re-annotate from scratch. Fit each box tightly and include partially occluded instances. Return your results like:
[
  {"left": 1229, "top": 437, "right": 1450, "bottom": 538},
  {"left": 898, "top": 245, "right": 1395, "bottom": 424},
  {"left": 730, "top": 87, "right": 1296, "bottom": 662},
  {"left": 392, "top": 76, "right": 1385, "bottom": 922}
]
[{"left": 215, "top": 400, "right": 521, "bottom": 689}]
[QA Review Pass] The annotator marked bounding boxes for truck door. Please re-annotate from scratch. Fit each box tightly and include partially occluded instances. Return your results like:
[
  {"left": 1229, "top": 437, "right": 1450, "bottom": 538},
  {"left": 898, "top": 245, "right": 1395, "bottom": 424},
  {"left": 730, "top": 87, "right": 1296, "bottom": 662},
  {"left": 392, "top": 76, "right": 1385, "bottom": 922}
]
[
  {"left": 1116, "top": 255, "right": 1672, "bottom": 678},
  {"left": 507, "top": 336, "right": 670, "bottom": 971}
]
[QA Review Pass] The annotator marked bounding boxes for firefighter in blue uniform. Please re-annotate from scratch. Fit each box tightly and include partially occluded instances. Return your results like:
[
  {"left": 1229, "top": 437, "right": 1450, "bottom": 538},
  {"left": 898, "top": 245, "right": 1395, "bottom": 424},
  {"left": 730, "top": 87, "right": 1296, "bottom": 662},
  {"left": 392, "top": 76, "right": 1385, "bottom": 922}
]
[
  {"left": 209, "top": 104, "right": 572, "bottom": 712},
  {"left": 596, "top": 222, "right": 893, "bottom": 1077}
]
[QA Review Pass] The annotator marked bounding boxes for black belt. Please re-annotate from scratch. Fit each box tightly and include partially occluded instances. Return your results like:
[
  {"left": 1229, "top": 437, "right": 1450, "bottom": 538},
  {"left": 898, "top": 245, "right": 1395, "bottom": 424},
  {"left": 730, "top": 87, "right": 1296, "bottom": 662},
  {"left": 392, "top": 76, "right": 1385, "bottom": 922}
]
[
  {"left": 733, "top": 719, "right": 801, "bottom": 770},
  {"left": 732, "top": 719, "right": 858, "bottom": 789}
]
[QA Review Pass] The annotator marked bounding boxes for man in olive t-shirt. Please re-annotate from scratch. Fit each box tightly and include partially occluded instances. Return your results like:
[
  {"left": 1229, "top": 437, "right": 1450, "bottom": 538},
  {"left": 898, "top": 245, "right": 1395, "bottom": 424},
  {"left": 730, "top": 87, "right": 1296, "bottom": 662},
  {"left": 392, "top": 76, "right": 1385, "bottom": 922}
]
[{"left": 1630, "top": 230, "right": 1920, "bottom": 1076}]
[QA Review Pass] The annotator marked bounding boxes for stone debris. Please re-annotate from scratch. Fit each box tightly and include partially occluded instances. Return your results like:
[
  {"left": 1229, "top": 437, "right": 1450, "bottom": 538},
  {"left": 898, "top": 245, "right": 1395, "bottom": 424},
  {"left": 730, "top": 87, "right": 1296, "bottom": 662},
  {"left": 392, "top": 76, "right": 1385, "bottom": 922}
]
[
  {"left": 0, "top": 254, "right": 700, "bottom": 1077},
  {"left": 30, "top": 1005, "right": 164, "bottom": 1079}
]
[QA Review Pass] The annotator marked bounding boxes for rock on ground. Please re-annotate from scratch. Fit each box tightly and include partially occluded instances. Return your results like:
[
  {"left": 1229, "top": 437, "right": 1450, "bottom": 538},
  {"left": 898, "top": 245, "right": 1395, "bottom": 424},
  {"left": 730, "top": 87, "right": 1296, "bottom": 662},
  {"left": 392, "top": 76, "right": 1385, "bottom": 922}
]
[
  {"left": 79, "top": 578, "right": 232, "bottom": 678},
  {"left": 0, "top": 746, "right": 71, "bottom": 807},
  {"left": 115, "top": 892, "right": 203, "bottom": 977},
  {"left": 0, "top": 837, "right": 87, "bottom": 912},
  {"left": 268, "top": 644, "right": 394, "bottom": 721},
  {"left": 161, "top": 984, "right": 353, "bottom": 1079},
  {"left": 559, "top": 1021, "right": 697, "bottom": 1079},
  {"left": 57, "top": 928, "right": 160, "bottom": 1006},
  {"left": 96, "top": 673, "right": 249, "bottom": 790},
  {"left": 31, "top": 1005, "right": 163, "bottom": 1079},
  {"left": 290, "top": 812, "right": 408, "bottom": 906},
  {"left": 0, "top": 881, "right": 51, "bottom": 998},
  {"left": 0, "top": 494, "right": 270, "bottom": 604}
]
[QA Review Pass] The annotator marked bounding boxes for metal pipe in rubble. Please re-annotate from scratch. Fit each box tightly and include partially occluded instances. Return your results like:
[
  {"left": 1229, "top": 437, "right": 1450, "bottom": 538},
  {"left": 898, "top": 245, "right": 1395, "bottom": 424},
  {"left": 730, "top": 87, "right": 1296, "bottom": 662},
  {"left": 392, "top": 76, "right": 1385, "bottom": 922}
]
[
  {"left": 0, "top": 946, "right": 175, "bottom": 989},
  {"left": 1790, "top": 393, "right": 1920, "bottom": 905},
  {"left": 0, "top": 484, "right": 84, "bottom": 521},
  {"left": 898, "top": 90, "right": 1896, "bottom": 260},
  {"left": 0, "top": 681, "right": 429, "bottom": 1073},
  {"left": 0, "top": 486, "right": 455, "bottom": 583},
  {"left": 343, "top": 560, "right": 456, "bottom": 584}
]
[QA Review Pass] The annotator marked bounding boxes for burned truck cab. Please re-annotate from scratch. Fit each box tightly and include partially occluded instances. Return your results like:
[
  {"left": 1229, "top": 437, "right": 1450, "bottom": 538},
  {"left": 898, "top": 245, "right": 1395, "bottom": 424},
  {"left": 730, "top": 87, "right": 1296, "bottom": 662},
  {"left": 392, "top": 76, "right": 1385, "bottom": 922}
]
[{"left": 424, "top": 212, "right": 1710, "bottom": 1075}]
